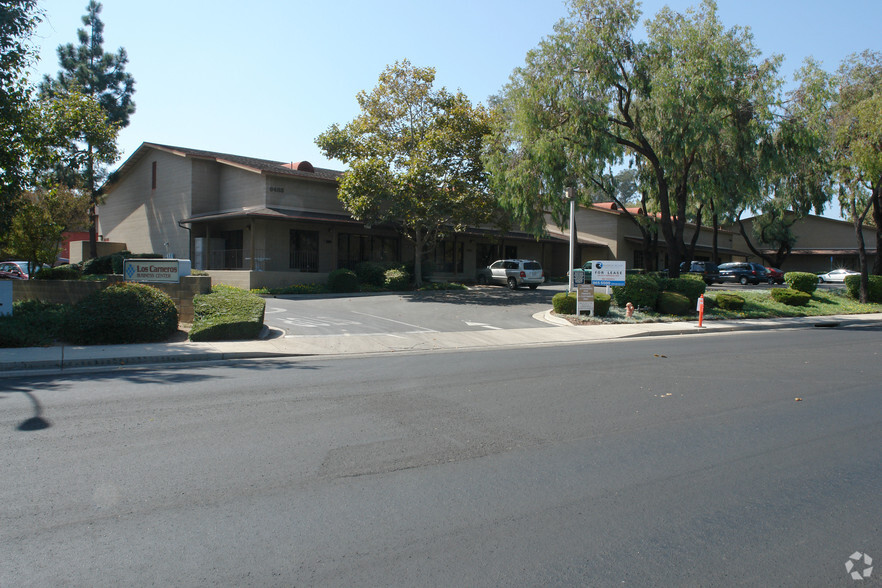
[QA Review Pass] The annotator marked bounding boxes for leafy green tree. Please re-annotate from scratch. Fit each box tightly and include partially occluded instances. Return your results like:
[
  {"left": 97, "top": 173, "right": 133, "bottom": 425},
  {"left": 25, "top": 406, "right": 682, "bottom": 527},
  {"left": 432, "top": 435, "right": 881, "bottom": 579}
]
[
  {"left": 39, "top": 0, "right": 135, "bottom": 258},
  {"left": 5, "top": 186, "right": 90, "bottom": 272},
  {"left": 484, "top": 0, "right": 783, "bottom": 276},
  {"left": 0, "top": 0, "right": 42, "bottom": 239},
  {"left": 316, "top": 60, "right": 496, "bottom": 285},
  {"left": 830, "top": 50, "right": 882, "bottom": 301},
  {"left": 37, "top": 88, "right": 120, "bottom": 190}
]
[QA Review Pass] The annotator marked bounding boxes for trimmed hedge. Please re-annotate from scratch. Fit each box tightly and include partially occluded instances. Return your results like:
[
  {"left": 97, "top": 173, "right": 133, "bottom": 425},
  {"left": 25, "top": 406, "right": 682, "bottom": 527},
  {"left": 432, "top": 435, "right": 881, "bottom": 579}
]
[
  {"left": 594, "top": 293, "right": 611, "bottom": 317},
  {"left": 189, "top": 285, "right": 266, "bottom": 341},
  {"left": 770, "top": 288, "right": 812, "bottom": 306},
  {"left": 552, "top": 291, "right": 611, "bottom": 317},
  {"left": 63, "top": 282, "right": 179, "bottom": 344},
  {"left": 844, "top": 274, "right": 882, "bottom": 302},
  {"left": 552, "top": 292, "right": 577, "bottom": 314},
  {"left": 657, "top": 291, "right": 692, "bottom": 315},
  {"left": 612, "top": 274, "right": 660, "bottom": 310},
  {"left": 715, "top": 293, "right": 745, "bottom": 310},
  {"left": 354, "top": 261, "right": 386, "bottom": 288},
  {"left": 327, "top": 268, "right": 359, "bottom": 293},
  {"left": 662, "top": 275, "right": 706, "bottom": 306},
  {"left": 32, "top": 264, "right": 82, "bottom": 280},
  {"left": 0, "top": 300, "right": 69, "bottom": 347},
  {"left": 784, "top": 271, "right": 818, "bottom": 294}
]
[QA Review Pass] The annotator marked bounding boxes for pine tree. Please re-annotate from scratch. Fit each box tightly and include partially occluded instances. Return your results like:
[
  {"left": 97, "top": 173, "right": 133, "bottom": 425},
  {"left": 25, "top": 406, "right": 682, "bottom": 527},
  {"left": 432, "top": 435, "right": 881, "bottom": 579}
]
[{"left": 39, "top": 0, "right": 135, "bottom": 258}]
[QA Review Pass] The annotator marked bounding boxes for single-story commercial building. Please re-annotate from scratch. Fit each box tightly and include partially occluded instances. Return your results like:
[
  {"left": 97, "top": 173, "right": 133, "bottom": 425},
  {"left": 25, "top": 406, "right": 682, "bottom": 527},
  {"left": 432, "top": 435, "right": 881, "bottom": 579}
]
[{"left": 96, "top": 143, "right": 878, "bottom": 287}]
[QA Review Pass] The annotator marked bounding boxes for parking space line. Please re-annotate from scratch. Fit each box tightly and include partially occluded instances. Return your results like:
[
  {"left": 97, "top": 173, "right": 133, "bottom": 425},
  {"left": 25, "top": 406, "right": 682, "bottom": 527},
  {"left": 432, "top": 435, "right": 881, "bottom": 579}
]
[{"left": 350, "top": 311, "right": 438, "bottom": 333}]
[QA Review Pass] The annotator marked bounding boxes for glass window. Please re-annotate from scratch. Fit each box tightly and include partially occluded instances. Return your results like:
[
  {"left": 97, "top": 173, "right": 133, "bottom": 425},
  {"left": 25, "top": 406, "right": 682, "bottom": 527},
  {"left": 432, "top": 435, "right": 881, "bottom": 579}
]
[{"left": 290, "top": 230, "right": 319, "bottom": 272}]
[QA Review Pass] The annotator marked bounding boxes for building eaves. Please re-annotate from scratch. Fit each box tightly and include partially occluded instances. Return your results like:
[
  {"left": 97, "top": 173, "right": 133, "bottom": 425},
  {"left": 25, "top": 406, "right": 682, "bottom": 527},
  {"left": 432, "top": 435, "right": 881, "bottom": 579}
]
[
  {"left": 104, "top": 142, "right": 343, "bottom": 191},
  {"left": 180, "top": 207, "right": 361, "bottom": 225}
]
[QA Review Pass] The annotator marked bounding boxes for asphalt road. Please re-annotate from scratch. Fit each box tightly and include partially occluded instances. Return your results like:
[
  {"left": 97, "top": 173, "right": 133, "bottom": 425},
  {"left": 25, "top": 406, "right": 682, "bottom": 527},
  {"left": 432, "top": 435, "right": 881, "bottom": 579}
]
[{"left": 2, "top": 327, "right": 880, "bottom": 587}]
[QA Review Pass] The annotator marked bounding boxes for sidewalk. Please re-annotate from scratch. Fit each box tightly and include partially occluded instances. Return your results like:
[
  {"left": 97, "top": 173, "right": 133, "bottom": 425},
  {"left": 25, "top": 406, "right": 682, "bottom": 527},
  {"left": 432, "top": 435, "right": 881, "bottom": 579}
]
[{"left": 1, "top": 312, "right": 879, "bottom": 375}]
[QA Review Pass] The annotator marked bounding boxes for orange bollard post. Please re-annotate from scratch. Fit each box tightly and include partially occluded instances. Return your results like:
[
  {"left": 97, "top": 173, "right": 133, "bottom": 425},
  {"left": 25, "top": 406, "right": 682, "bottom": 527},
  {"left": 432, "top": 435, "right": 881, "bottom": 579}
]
[{"left": 697, "top": 294, "right": 705, "bottom": 328}]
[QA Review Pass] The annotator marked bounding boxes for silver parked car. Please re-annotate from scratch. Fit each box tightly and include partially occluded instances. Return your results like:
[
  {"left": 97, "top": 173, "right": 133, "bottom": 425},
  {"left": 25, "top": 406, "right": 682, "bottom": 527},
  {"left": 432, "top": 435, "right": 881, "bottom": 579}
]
[
  {"left": 817, "top": 268, "right": 860, "bottom": 283},
  {"left": 476, "top": 259, "right": 545, "bottom": 290}
]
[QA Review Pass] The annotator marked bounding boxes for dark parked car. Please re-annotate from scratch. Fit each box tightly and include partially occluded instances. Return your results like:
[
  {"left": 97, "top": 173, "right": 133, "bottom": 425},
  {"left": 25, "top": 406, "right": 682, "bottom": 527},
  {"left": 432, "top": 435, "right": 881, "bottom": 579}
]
[
  {"left": 717, "top": 262, "right": 767, "bottom": 285},
  {"left": 680, "top": 261, "right": 719, "bottom": 285},
  {"left": 765, "top": 267, "right": 785, "bottom": 284}
]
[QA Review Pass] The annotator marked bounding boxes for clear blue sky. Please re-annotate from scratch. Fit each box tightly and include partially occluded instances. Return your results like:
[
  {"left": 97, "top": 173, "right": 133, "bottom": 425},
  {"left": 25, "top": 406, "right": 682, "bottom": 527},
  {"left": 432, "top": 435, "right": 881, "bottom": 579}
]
[{"left": 29, "top": 0, "right": 881, "bottom": 217}]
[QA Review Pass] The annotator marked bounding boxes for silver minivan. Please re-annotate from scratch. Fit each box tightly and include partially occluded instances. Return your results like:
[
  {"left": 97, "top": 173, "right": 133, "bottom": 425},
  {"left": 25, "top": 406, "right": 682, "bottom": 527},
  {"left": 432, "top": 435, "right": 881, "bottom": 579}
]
[{"left": 477, "top": 259, "right": 545, "bottom": 290}]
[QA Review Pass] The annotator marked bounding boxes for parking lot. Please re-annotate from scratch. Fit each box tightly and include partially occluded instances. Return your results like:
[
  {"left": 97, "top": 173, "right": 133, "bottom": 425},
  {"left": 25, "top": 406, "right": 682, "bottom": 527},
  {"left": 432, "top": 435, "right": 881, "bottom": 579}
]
[
  {"left": 263, "top": 280, "right": 845, "bottom": 338},
  {"left": 263, "top": 284, "right": 566, "bottom": 338}
]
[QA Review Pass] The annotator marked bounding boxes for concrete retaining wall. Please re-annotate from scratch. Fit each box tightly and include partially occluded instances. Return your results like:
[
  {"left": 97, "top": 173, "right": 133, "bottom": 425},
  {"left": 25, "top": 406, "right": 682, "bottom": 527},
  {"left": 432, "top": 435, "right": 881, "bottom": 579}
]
[{"left": 12, "top": 275, "right": 212, "bottom": 323}]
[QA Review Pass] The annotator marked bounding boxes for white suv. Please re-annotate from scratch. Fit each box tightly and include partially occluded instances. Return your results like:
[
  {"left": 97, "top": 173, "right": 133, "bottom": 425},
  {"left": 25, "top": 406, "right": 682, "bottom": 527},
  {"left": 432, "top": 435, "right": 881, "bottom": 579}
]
[{"left": 477, "top": 259, "right": 545, "bottom": 290}]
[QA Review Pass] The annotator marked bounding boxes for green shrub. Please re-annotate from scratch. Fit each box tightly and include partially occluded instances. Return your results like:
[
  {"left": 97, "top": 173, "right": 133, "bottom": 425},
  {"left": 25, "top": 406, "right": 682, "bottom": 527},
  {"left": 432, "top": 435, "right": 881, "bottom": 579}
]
[
  {"left": 784, "top": 271, "right": 818, "bottom": 294},
  {"left": 644, "top": 271, "right": 669, "bottom": 290},
  {"left": 62, "top": 283, "right": 178, "bottom": 344},
  {"left": 189, "top": 285, "right": 266, "bottom": 341},
  {"left": 354, "top": 261, "right": 387, "bottom": 288},
  {"left": 0, "top": 300, "right": 69, "bottom": 347},
  {"left": 327, "top": 268, "right": 359, "bottom": 293},
  {"left": 552, "top": 292, "right": 577, "bottom": 314},
  {"left": 657, "top": 291, "right": 692, "bottom": 315},
  {"left": 770, "top": 287, "right": 812, "bottom": 306},
  {"left": 32, "top": 264, "right": 82, "bottom": 280},
  {"left": 112, "top": 252, "right": 162, "bottom": 274},
  {"left": 82, "top": 253, "right": 116, "bottom": 275},
  {"left": 612, "top": 274, "right": 660, "bottom": 310},
  {"left": 594, "top": 292, "right": 611, "bottom": 317},
  {"left": 384, "top": 268, "right": 411, "bottom": 290},
  {"left": 663, "top": 275, "right": 706, "bottom": 305},
  {"left": 844, "top": 274, "right": 882, "bottom": 302},
  {"left": 702, "top": 295, "right": 717, "bottom": 310},
  {"left": 715, "top": 293, "right": 745, "bottom": 310},
  {"left": 552, "top": 291, "right": 610, "bottom": 317}
]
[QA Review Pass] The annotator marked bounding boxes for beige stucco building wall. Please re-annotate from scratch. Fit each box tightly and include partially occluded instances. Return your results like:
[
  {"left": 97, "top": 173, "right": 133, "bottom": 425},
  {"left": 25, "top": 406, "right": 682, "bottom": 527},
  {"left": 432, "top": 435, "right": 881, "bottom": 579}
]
[{"left": 99, "top": 149, "right": 193, "bottom": 258}]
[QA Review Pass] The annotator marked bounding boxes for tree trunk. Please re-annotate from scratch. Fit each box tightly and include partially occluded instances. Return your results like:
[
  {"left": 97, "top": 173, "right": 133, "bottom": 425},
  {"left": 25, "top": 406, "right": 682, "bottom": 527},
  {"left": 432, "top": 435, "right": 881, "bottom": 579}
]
[
  {"left": 412, "top": 232, "right": 425, "bottom": 287},
  {"left": 711, "top": 206, "right": 720, "bottom": 264},
  {"left": 87, "top": 144, "right": 98, "bottom": 259},
  {"left": 851, "top": 196, "right": 872, "bottom": 304},
  {"left": 872, "top": 184, "right": 882, "bottom": 276}
]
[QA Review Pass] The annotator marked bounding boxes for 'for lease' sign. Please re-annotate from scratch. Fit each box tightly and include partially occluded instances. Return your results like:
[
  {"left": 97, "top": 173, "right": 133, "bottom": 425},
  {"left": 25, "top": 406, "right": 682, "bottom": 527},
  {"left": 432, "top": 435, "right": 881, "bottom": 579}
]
[
  {"left": 124, "top": 259, "right": 180, "bottom": 283},
  {"left": 591, "top": 260, "right": 626, "bottom": 286}
]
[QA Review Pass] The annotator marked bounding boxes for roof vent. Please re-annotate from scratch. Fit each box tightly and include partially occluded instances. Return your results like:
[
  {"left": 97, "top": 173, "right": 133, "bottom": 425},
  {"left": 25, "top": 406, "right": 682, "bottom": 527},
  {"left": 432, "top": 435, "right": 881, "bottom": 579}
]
[{"left": 282, "top": 161, "right": 314, "bottom": 173}]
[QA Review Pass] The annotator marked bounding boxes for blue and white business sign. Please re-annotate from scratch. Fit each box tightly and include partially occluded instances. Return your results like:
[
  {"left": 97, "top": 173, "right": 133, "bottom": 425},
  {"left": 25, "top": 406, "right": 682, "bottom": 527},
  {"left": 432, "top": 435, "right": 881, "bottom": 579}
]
[
  {"left": 591, "top": 260, "right": 626, "bottom": 286},
  {"left": 124, "top": 259, "right": 180, "bottom": 283}
]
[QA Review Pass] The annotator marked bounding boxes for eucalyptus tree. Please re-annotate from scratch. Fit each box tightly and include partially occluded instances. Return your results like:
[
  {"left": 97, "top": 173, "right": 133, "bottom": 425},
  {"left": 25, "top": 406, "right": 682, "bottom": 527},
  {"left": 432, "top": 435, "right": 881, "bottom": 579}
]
[
  {"left": 39, "top": 0, "right": 134, "bottom": 258},
  {"left": 730, "top": 59, "right": 836, "bottom": 269},
  {"left": 829, "top": 50, "right": 882, "bottom": 301},
  {"left": 316, "top": 60, "right": 495, "bottom": 286},
  {"left": 484, "top": 0, "right": 782, "bottom": 276}
]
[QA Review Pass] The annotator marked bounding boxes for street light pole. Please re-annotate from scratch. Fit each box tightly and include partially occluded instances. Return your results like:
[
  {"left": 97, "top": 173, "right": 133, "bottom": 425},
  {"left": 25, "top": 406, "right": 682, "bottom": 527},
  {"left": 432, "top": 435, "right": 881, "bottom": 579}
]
[{"left": 565, "top": 187, "right": 576, "bottom": 293}]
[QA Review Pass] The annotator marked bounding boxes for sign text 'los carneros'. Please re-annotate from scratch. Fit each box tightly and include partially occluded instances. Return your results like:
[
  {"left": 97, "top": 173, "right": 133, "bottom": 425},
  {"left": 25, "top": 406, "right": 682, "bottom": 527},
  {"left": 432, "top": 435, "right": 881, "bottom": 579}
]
[{"left": 124, "top": 259, "right": 180, "bottom": 283}]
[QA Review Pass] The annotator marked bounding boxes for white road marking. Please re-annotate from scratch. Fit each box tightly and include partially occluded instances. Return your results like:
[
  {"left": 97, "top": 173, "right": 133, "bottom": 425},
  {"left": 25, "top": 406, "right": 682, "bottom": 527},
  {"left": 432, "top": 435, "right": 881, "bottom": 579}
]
[
  {"left": 350, "top": 311, "right": 438, "bottom": 332},
  {"left": 464, "top": 321, "right": 502, "bottom": 330}
]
